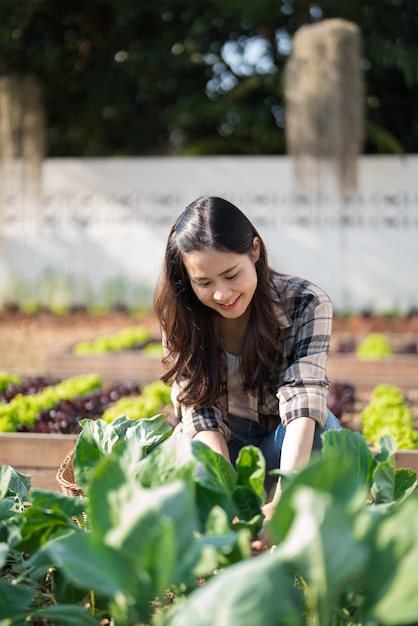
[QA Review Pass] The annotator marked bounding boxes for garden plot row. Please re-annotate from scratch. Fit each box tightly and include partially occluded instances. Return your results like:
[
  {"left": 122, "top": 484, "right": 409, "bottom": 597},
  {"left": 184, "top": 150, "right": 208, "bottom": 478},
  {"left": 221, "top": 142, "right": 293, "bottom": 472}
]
[
  {"left": 46, "top": 324, "right": 418, "bottom": 386},
  {"left": 47, "top": 346, "right": 418, "bottom": 388},
  {"left": 46, "top": 324, "right": 164, "bottom": 383},
  {"left": 47, "top": 349, "right": 163, "bottom": 383},
  {"left": 4, "top": 397, "right": 417, "bottom": 494},
  {"left": 330, "top": 380, "right": 418, "bottom": 480},
  {"left": 330, "top": 331, "right": 418, "bottom": 354},
  {"left": 335, "top": 384, "right": 418, "bottom": 431},
  {"left": 0, "top": 373, "right": 171, "bottom": 491}
]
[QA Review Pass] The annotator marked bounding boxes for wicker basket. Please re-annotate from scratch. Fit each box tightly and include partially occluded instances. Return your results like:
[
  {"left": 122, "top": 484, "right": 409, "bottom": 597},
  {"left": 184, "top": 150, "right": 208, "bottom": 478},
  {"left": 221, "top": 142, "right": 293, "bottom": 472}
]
[{"left": 56, "top": 448, "right": 84, "bottom": 499}]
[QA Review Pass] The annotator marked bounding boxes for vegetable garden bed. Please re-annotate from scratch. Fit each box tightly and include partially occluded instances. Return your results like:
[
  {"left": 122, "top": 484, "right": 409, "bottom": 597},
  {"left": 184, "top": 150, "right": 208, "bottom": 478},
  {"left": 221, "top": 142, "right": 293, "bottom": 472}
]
[
  {"left": 328, "top": 330, "right": 418, "bottom": 385},
  {"left": 0, "top": 372, "right": 172, "bottom": 491},
  {"left": 46, "top": 324, "right": 165, "bottom": 383},
  {"left": 47, "top": 349, "right": 164, "bottom": 383}
]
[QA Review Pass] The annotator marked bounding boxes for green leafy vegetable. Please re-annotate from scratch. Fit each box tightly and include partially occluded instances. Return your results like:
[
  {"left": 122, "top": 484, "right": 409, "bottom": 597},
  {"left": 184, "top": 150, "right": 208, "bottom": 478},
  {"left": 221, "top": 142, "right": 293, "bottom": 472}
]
[
  {"left": 73, "top": 413, "right": 173, "bottom": 493},
  {"left": 72, "top": 325, "right": 153, "bottom": 355},
  {"left": 101, "top": 380, "right": 171, "bottom": 423},
  {"left": 1, "top": 424, "right": 417, "bottom": 625},
  {"left": 0, "top": 371, "right": 21, "bottom": 394},
  {"left": 0, "top": 374, "right": 102, "bottom": 432},
  {"left": 361, "top": 383, "right": 418, "bottom": 449},
  {"left": 356, "top": 332, "right": 392, "bottom": 359}
]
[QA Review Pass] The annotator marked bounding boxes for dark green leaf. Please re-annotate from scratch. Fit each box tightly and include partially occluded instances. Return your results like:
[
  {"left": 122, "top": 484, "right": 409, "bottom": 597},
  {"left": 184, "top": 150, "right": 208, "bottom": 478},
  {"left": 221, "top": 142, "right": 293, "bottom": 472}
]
[
  {"left": 32, "top": 603, "right": 100, "bottom": 625},
  {"left": 321, "top": 428, "right": 375, "bottom": 493},
  {"left": 371, "top": 457, "right": 396, "bottom": 503},
  {"left": 19, "top": 490, "right": 85, "bottom": 552},
  {"left": 393, "top": 468, "right": 417, "bottom": 500},
  {"left": 232, "top": 485, "right": 262, "bottom": 525},
  {"left": 0, "top": 577, "right": 34, "bottom": 619}
]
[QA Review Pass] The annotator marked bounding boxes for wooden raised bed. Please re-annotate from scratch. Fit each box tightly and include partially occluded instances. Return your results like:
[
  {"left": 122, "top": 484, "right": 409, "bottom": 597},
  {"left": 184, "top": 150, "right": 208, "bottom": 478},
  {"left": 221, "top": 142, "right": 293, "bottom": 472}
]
[
  {"left": 327, "top": 353, "right": 418, "bottom": 387},
  {"left": 47, "top": 348, "right": 418, "bottom": 387},
  {"left": 393, "top": 449, "right": 418, "bottom": 476},
  {"left": 3, "top": 432, "right": 416, "bottom": 493},
  {"left": 0, "top": 432, "right": 77, "bottom": 492},
  {"left": 12, "top": 347, "right": 418, "bottom": 493},
  {"left": 45, "top": 323, "right": 418, "bottom": 387},
  {"left": 47, "top": 350, "right": 164, "bottom": 384},
  {"left": 47, "top": 350, "right": 418, "bottom": 387},
  {"left": 2, "top": 351, "right": 166, "bottom": 492}
]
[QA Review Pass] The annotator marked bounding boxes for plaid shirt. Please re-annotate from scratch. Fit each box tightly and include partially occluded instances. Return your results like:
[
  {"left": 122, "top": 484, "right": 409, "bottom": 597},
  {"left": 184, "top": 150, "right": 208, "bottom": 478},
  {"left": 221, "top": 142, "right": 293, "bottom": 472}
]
[{"left": 171, "top": 273, "right": 333, "bottom": 440}]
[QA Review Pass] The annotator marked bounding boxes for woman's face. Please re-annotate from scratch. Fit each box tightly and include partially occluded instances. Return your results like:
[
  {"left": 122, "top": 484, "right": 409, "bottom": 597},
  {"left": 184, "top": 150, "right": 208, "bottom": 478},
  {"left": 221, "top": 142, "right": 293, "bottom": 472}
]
[{"left": 182, "top": 239, "right": 260, "bottom": 320}]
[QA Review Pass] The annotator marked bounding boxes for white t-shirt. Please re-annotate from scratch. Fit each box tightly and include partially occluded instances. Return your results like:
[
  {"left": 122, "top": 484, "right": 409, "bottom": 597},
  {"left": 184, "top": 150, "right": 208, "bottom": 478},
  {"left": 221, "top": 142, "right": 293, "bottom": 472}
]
[{"left": 225, "top": 351, "right": 258, "bottom": 421}]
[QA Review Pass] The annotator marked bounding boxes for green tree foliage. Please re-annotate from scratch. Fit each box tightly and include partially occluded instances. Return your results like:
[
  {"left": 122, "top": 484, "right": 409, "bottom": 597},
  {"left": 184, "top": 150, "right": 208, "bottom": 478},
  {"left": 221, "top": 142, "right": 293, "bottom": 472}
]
[{"left": 1, "top": 0, "right": 417, "bottom": 156}]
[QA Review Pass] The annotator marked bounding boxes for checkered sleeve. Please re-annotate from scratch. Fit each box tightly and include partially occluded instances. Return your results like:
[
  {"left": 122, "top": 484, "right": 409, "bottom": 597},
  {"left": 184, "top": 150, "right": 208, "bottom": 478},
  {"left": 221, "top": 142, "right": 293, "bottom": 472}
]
[
  {"left": 170, "top": 379, "right": 231, "bottom": 440},
  {"left": 278, "top": 292, "right": 332, "bottom": 428}
]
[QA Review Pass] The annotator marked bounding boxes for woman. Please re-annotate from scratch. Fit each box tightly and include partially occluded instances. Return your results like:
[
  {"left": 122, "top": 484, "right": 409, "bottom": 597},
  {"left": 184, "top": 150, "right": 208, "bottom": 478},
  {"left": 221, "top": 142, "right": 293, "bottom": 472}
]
[{"left": 153, "top": 195, "right": 340, "bottom": 528}]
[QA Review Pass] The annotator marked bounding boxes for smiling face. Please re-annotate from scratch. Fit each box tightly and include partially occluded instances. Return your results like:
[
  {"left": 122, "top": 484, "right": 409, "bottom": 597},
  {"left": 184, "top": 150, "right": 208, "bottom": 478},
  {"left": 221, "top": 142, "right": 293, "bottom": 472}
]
[{"left": 182, "top": 239, "right": 260, "bottom": 321}]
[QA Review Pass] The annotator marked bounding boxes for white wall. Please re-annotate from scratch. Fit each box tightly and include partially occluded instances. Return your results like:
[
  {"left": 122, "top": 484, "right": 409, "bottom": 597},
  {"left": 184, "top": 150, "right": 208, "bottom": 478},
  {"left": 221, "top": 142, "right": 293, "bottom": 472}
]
[{"left": 1, "top": 155, "right": 417, "bottom": 313}]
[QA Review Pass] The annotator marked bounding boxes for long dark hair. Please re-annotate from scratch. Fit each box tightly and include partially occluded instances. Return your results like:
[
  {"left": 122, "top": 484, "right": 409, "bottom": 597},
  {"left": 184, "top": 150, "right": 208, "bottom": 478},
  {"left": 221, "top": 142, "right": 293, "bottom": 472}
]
[{"left": 153, "top": 196, "right": 280, "bottom": 406}]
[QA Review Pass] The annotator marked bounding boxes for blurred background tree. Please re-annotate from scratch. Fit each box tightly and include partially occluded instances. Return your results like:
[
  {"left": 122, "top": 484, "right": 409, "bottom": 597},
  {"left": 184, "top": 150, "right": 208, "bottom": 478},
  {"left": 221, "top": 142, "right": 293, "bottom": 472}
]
[{"left": 0, "top": 0, "right": 417, "bottom": 157}]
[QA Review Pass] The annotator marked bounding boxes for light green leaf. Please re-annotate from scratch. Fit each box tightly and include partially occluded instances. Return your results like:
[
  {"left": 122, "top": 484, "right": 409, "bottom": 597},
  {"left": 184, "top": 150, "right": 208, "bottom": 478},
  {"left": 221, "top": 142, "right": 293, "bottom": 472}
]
[
  {"left": 136, "top": 432, "right": 197, "bottom": 489},
  {"left": 270, "top": 451, "right": 368, "bottom": 544},
  {"left": 192, "top": 440, "right": 237, "bottom": 494},
  {"left": 160, "top": 549, "right": 303, "bottom": 626},
  {"left": 235, "top": 445, "right": 266, "bottom": 500},
  {"left": 0, "top": 465, "right": 13, "bottom": 500},
  {"left": 0, "top": 495, "right": 24, "bottom": 521},
  {"left": 0, "top": 543, "right": 9, "bottom": 570},
  {"left": 8, "top": 469, "right": 32, "bottom": 501},
  {"left": 278, "top": 487, "right": 368, "bottom": 624},
  {"left": 74, "top": 418, "right": 120, "bottom": 491},
  {"left": 360, "top": 494, "right": 418, "bottom": 624}
]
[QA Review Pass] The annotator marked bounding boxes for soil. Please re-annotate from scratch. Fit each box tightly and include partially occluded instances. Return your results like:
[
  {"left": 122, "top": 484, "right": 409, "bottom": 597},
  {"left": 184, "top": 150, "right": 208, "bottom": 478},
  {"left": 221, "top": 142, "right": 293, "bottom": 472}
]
[
  {"left": 0, "top": 309, "right": 160, "bottom": 376},
  {"left": 1, "top": 309, "right": 418, "bottom": 376}
]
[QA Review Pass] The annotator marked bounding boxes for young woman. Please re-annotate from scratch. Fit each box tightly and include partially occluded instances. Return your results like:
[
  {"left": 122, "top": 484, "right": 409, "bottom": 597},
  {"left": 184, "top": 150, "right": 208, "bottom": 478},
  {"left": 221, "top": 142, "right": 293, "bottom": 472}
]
[{"left": 153, "top": 195, "right": 340, "bottom": 527}]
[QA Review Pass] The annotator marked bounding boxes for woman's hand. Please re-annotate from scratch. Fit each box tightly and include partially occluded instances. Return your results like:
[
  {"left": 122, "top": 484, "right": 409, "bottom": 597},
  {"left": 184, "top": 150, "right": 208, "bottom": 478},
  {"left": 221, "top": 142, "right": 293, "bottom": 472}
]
[
  {"left": 261, "top": 500, "right": 276, "bottom": 521},
  {"left": 250, "top": 500, "right": 277, "bottom": 555},
  {"left": 252, "top": 419, "right": 316, "bottom": 555},
  {"left": 251, "top": 519, "right": 275, "bottom": 555}
]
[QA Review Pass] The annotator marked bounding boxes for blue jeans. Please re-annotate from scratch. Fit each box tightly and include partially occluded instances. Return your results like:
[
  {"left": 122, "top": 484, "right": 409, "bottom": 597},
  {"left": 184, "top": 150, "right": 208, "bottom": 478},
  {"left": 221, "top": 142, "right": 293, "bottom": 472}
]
[{"left": 227, "top": 410, "right": 341, "bottom": 494}]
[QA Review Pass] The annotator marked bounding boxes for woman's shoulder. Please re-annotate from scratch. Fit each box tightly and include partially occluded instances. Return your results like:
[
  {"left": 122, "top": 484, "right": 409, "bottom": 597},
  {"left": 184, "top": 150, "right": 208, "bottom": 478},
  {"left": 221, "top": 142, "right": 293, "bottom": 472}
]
[{"left": 269, "top": 272, "right": 332, "bottom": 310}]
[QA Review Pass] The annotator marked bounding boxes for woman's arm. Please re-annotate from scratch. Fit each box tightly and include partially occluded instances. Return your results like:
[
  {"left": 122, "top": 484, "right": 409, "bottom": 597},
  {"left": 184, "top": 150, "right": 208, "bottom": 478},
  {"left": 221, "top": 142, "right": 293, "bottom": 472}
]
[
  {"left": 262, "top": 416, "right": 315, "bottom": 520},
  {"left": 252, "top": 417, "right": 315, "bottom": 553},
  {"left": 193, "top": 429, "right": 231, "bottom": 462}
]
